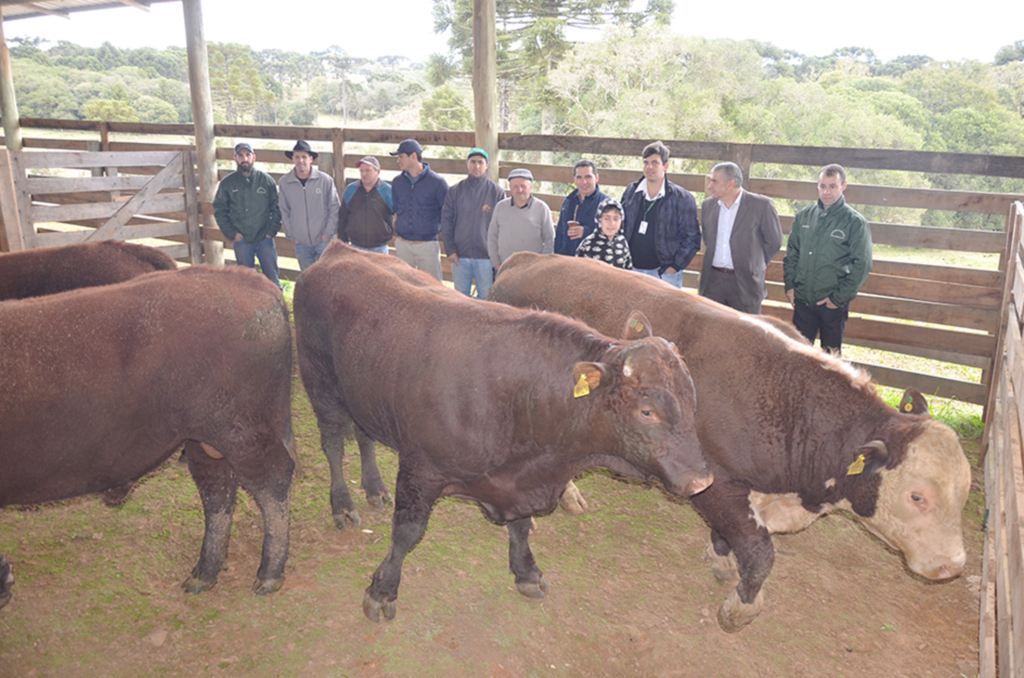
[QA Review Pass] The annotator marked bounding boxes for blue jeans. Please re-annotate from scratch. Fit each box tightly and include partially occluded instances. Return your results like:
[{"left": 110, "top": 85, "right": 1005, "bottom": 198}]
[
  {"left": 352, "top": 244, "right": 390, "bottom": 255},
  {"left": 233, "top": 237, "right": 281, "bottom": 288},
  {"left": 452, "top": 257, "right": 494, "bottom": 298},
  {"left": 635, "top": 267, "right": 684, "bottom": 288},
  {"left": 294, "top": 239, "right": 330, "bottom": 271}
]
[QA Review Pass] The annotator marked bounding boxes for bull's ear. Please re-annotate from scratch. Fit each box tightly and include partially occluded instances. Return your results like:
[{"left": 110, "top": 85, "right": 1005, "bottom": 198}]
[
  {"left": 898, "top": 388, "right": 929, "bottom": 416},
  {"left": 623, "top": 310, "right": 653, "bottom": 339},
  {"left": 846, "top": 440, "right": 889, "bottom": 477},
  {"left": 572, "top": 362, "right": 606, "bottom": 398}
]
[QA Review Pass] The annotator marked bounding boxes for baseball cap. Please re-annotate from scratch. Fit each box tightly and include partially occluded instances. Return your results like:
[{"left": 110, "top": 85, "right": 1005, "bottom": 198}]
[
  {"left": 234, "top": 142, "right": 254, "bottom": 154},
  {"left": 357, "top": 156, "right": 380, "bottom": 170},
  {"left": 389, "top": 139, "right": 423, "bottom": 156},
  {"left": 468, "top": 148, "right": 489, "bottom": 161},
  {"left": 507, "top": 168, "right": 534, "bottom": 182}
]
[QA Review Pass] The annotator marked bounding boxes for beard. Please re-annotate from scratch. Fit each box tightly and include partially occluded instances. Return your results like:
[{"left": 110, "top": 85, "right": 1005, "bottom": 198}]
[{"left": 237, "top": 161, "right": 253, "bottom": 174}]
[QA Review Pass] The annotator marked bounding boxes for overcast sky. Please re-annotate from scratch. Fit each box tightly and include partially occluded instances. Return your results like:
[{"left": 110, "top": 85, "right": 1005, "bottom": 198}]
[{"left": 3, "top": 0, "right": 1022, "bottom": 64}]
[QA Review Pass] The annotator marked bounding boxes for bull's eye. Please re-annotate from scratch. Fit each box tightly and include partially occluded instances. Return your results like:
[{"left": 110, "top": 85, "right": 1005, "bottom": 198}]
[
  {"left": 638, "top": 408, "right": 661, "bottom": 424},
  {"left": 910, "top": 493, "right": 922, "bottom": 503}
]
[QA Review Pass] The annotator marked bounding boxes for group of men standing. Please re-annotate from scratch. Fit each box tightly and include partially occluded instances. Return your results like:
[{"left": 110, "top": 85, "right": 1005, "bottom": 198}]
[{"left": 213, "top": 137, "right": 872, "bottom": 354}]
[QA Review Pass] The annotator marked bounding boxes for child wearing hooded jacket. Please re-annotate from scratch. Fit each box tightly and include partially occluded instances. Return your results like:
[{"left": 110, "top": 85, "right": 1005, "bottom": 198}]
[{"left": 574, "top": 198, "right": 633, "bottom": 270}]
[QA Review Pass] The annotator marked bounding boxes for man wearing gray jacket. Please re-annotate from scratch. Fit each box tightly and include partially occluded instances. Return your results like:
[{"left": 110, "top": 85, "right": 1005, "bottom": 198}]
[
  {"left": 279, "top": 140, "right": 341, "bottom": 271},
  {"left": 440, "top": 148, "right": 506, "bottom": 298}
]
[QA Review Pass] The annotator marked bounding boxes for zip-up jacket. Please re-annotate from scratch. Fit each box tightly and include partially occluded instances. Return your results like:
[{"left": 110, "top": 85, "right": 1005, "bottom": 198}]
[
  {"left": 340, "top": 180, "right": 394, "bottom": 249},
  {"left": 278, "top": 168, "right": 341, "bottom": 247},
  {"left": 212, "top": 168, "right": 281, "bottom": 244},
  {"left": 554, "top": 186, "right": 609, "bottom": 256},
  {"left": 440, "top": 174, "right": 506, "bottom": 260},
  {"left": 391, "top": 163, "right": 449, "bottom": 241},
  {"left": 620, "top": 177, "right": 700, "bottom": 274},
  {"left": 783, "top": 195, "right": 873, "bottom": 308}
]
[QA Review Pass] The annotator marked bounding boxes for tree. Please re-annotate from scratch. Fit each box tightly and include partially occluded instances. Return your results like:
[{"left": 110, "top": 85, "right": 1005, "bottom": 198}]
[
  {"left": 207, "top": 43, "right": 275, "bottom": 124},
  {"left": 420, "top": 84, "right": 472, "bottom": 133},
  {"left": 432, "top": 0, "right": 674, "bottom": 131},
  {"left": 995, "top": 40, "right": 1024, "bottom": 65},
  {"left": 83, "top": 99, "right": 138, "bottom": 122},
  {"left": 425, "top": 53, "right": 457, "bottom": 87}
]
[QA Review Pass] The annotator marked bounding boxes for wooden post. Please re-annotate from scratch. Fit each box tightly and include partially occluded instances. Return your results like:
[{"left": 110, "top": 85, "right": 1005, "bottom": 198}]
[
  {"left": 331, "top": 128, "right": 345, "bottom": 198},
  {"left": 182, "top": 0, "right": 222, "bottom": 266},
  {"left": 0, "top": 8, "right": 24, "bottom": 152},
  {"left": 981, "top": 200, "right": 1024, "bottom": 462},
  {"left": 732, "top": 143, "right": 753, "bottom": 190},
  {"left": 182, "top": 151, "right": 203, "bottom": 265},
  {"left": 0, "top": 148, "right": 23, "bottom": 251},
  {"left": 473, "top": 0, "right": 498, "bottom": 182}
]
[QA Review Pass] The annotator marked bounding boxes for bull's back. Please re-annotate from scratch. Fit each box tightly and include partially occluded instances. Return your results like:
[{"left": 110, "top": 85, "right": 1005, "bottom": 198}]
[
  {"left": 0, "top": 241, "right": 177, "bottom": 301},
  {"left": 296, "top": 249, "right": 600, "bottom": 467},
  {"left": 0, "top": 267, "right": 290, "bottom": 505}
]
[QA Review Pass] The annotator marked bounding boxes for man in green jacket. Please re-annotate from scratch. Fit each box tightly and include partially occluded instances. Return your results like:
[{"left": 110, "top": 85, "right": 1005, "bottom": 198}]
[
  {"left": 213, "top": 142, "right": 282, "bottom": 288},
  {"left": 783, "top": 164, "right": 872, "bottom": 354}
]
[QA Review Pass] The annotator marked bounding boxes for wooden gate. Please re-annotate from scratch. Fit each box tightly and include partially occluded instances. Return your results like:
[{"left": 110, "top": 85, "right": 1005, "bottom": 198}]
[
  {"left": 0, "top": 149, "right": 201, "bottom": 263},
  {"left": 980, "top": 200, "right": 1024, "bottom": 678}
]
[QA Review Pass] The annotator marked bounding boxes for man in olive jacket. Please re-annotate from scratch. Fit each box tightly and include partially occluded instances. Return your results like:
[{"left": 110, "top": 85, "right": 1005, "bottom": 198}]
[
  {"left": 783, "top": 164, "right": 872, "bottom": 354},
  {"left": 213, "top": 142, "right": 282, "bottom": 287}
]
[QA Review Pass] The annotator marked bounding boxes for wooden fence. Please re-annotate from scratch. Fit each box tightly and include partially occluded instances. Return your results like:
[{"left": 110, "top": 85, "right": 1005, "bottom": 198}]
[
  {"left": 3, "top": 119, "right": 1024, "bottom": 410},
  {"left": 980, "top": 201, "right": 1024, "bottom": 678}
]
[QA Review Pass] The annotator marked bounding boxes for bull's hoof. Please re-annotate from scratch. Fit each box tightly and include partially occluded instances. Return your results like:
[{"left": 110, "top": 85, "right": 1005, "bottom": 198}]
[
  {"left": 365, "top": 490, "right": 393, "bottom": 511},
  {"left": 0, "top": 556, "right": 13, "bottom": 611},
  {"left": 252, "top": 577, "right": 284, "bottom": 596},
  {"left": 101, "top": 483, "right": 135, "bottom": 507},
  {"left": 333, "top": 509, "right": 361, "bottom": 530},
  {"left": 362, "top": 590, "right": 397, "bottom": 623},
  {"left": 181, "top": 575, "right": 218, "bottom": 595},
  {"left": 717, "top": 589, "right": 764, "bottom": 633},
  {"left": 704, "top": 543, "right": 740, "bottom": 585},
  {"left": 558, "top": 481, "right": 588, "bottom": 515},
  {"left": 516, "top": 576, "right": 550, "bottom": 600}
]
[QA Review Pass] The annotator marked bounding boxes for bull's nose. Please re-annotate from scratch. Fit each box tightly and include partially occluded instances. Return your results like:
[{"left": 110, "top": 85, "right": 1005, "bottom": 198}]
[{"left": 682, "top": 471, "right": 714, "bottom": 497}]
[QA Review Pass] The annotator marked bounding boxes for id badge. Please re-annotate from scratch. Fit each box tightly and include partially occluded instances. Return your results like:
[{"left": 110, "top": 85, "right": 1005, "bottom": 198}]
[{"left": 639, "top": 220, "right": 648, "bottom": 235}]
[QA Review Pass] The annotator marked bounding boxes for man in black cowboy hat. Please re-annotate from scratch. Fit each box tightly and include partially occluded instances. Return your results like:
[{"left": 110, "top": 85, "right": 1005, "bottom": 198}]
[{"left": 279, "top": 140, "right": 341, "bottom": 271}]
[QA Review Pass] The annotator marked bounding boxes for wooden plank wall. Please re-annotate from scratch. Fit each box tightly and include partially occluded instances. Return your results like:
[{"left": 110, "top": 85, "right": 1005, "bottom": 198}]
[
  {"left": 7, "top": 120, "right": 1024, "bottom": 406},
  {"left": 980, "top": 201, "right": 1024, "bottom": 678}
]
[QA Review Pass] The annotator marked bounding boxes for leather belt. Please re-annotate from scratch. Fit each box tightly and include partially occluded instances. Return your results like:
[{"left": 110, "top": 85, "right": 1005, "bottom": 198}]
[
  {"left": 397, "top": 236, "right": 433, "bottom": 244},
  {"left": 712, "top": 266, "right": 735, "bottom": 274}
]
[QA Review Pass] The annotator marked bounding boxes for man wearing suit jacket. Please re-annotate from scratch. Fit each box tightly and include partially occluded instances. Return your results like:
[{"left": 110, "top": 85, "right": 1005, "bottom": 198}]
[{"left": 698, "top": 162, "right": 783, "bottom": 314}]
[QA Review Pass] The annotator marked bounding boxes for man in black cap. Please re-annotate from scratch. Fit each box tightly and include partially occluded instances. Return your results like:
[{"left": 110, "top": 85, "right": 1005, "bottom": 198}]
[
  {"left": 213, "top": 142, "right": 282, "bottom": 287},
  {"left": 278, "top": 140, "right": 341, "bottom": 271},
  {"left": 390, "top": 138, "right": 449, "bottom": 280},
  {"left": 440, "top": 148, "right": 505, "bottom": 298}
]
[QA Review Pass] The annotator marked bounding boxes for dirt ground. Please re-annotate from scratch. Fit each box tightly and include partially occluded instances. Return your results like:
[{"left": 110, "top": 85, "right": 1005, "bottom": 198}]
[{"left": 0, "top": 389, "right": 986, "bottom": 678}]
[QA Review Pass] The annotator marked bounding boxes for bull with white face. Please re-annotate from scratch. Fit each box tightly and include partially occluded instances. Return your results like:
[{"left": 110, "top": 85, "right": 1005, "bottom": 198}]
[{"left": 488, "top": 252, "right": 972, "bottom": 632}]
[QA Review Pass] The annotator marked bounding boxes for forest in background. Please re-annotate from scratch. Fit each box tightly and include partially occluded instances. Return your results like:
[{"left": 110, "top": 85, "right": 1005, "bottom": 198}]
[{"left": 5, "top": 11, "right": 1024, "bottom": 229}]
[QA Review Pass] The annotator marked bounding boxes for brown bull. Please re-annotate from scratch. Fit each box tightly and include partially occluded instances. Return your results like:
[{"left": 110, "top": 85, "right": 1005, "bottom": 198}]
[
  {"left": 293, "top": 242, "right": 712, "bottom": 622},
  {"left": 0, "top": 267, "right": 295, "bottom": 611},
  {"left": 0, "top": 240, "right": 176, "bottom": 300},
  {"left": 489, "top": 252, "right": 971, "bottom": 632}
]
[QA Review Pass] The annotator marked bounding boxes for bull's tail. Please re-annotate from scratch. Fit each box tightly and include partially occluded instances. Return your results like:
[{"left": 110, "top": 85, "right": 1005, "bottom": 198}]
[{"left": 282, "top": 417, "right": 302, "bottom": 480}]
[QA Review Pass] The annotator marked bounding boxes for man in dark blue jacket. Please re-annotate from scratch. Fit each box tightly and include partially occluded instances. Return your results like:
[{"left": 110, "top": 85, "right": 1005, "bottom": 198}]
[
  {"left": 620, "top": 141, "right": 700, "bottom": 288},
  {"left": 554, "top": 159, "right": 608, "bottom": 256},
  {"left": 390, "top": 139, "right": 449, "bottom": 280}
]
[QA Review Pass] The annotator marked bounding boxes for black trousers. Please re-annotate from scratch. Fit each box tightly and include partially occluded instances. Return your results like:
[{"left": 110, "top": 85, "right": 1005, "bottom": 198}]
[{"left": 792, "top": 299, "right": 849, "bottom": 354}]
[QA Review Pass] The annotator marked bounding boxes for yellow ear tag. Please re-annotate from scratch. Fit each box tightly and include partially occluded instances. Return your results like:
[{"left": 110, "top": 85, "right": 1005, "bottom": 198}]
[
  {"left": 574, "top": 374, "right": 590, "bottom": 398},
  {"left": 846, "top": 453, "right": 866, "bottom": 476},
  {"left": 903, "top": 402, "right": 913, "bottom": 412},
  {"left": 635, "top": 322, "right": 644, "bottom": 333}
]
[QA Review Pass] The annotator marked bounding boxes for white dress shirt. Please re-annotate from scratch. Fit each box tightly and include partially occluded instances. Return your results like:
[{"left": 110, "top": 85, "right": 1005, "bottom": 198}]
[{"left": 712, "top": 189, "right": 744, "bottom": 269}]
